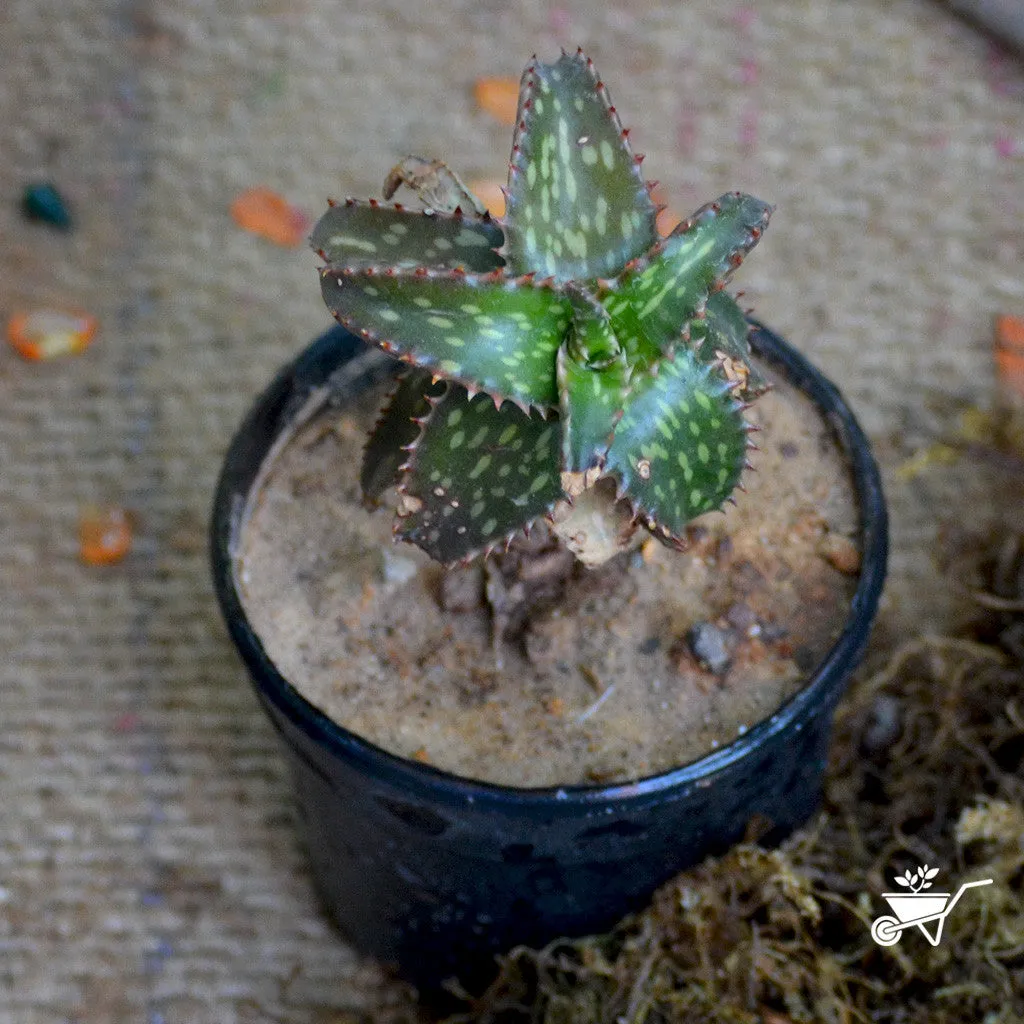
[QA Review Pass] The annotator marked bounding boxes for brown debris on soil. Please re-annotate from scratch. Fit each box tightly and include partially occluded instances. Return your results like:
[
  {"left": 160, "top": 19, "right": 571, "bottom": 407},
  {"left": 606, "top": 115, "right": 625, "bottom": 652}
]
[
  {"left": 437, "top": 533, "right": 1024, "bottom": 1024},
  {"left": 479, "top": 524, "right": 579, "bottom": 657}
]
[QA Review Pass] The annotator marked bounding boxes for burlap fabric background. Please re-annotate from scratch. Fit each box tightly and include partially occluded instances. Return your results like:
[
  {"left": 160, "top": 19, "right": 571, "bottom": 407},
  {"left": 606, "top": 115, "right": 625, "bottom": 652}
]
[{"left": 1, "top": 0, "right": 1022, "bottom": 1020}]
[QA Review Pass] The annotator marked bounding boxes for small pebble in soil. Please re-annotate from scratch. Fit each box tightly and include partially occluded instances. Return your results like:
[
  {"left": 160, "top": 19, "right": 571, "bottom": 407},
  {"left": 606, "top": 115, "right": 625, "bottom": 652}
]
[
  {"left": 638, "top": 635, "right": 661, "bottom": 655},
  {"left": 779, "top": 440, "right": 800, "bottom": 459},
  {"left": 818, "top": 532, "right": 861, "bottom": 575},
  {"left": 793, "top": 645, "right": 818, "bottom": 672},
  {"left": 380, "top": 548, "right": 418, "bottom": 586},
  {"left": 21, "top": 182, "right": 73, "bottom": 229},
  {"left": 687, "top": 621, "right": 735, "bottom": 674},
  {"left": 861, "top": 694, "right": 902, "bottom": 755},
  {"left": 725, "top": 600, "right": 759, "bottom": 636},
  {"left": 546, "top": 697, "right": 565, "bottom": 716},
  {"left": 440, "top": 562, "right": 484, "bottom": 611}
]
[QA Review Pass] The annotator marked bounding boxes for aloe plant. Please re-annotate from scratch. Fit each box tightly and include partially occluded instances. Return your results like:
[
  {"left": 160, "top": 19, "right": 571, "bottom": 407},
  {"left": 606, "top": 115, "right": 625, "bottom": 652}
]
[{"left": 313, "top": 49, "right": 771, "bottom": 564}]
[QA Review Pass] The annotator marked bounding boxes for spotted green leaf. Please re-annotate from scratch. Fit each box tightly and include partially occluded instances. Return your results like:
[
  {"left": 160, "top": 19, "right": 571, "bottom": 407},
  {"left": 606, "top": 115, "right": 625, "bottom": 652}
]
[
  {"left": 361, "top": 369, "right": 443, "bottom": 506},
  {"left": 557, "top": 344, "right": 628, "bottom": 473},
  {"left": 557, "top": 295, "right": 628, "bottom": 472},
  {"left": 596, "top": 288, "right": 662, "bottom": 371},
  {"left": 693, "top": 291, "right": 769, "bottom": 398},
  {"left": 320, "top": 266, "right": 572, "bottom": 410},
  {"left": 502, "top": 49, "right": 657, "bottom": 282},
  {"left": 564, "top": 286, "right": 621, "bottom": 365},
  {"left": 605, "top": 348, "right": 747, "bottom": 543},
  {"left": 604, "top": 193, "right": 772, "bottom": 359},
  {"left": 397, "top": 386, "right": 563, "bottom": 561},
  {"left": 312, "top": 200, "right": 504, "bottom": 272}
]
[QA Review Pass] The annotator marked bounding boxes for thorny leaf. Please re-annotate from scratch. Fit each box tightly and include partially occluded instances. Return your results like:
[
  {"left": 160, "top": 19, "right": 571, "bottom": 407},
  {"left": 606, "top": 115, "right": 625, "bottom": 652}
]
[
  {"left": 601, "top": 193, "right": 772, "bottom": 363},
  {"left": 361, "top": 369, "right": 442, "bottom": 506},
  {"left": 397, "top": 386, "right": 563, "bottom": 561},
  {"left": 605, "top": 346, "right": 748, "bottom": 544},
  {"left": 693, "top": 291, "right": 770, "bottom": 399},
  {"left": 320, "top": 266, "right": 571, "bottom": 411},
  {"left": 502, "top": 49, "right": 657, "bottom": 282},
  {"left": 311, "top": 200, "right": 503, "bottom": 272}
]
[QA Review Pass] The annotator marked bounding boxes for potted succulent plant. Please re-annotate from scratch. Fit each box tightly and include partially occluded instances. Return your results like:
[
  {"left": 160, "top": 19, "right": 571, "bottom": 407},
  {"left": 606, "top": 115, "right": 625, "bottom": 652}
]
[{"left": 211, "top": 49, "right": 887, "bottom": 993}]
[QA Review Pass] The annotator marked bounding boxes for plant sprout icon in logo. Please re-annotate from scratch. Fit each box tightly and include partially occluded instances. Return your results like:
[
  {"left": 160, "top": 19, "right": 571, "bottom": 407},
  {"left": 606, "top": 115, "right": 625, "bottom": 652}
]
[
  {"left": 895, "top": 863, "right": 940, "bottom": 893},
  {"left": 870, "top": 864, "right": 992, "bottom": 947}
]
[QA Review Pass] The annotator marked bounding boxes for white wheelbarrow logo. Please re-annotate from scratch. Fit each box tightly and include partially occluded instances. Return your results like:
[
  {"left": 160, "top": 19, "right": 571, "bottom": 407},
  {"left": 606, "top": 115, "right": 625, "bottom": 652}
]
[{"left": 870, "top": 864, "right": 992, "bottom": 947}]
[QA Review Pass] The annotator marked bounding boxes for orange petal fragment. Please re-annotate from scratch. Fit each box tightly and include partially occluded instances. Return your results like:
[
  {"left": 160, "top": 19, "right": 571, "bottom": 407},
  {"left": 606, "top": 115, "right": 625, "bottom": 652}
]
[
  {"left": 656, "top": 206, "right": 682, "bottom": 238},
  {"left": 467, "top": 178, "right": 506, "bottom": 218},
  {"left": 79, "top": 505, "right": 133, "bottom": 566},
  {"left": 231, "top": 187, "right": 308, "bottom": 247},
  {"left": 7, "top": 310, "right": 97, "bottom": 361},
  {"left": 473, "top": 77, "right": 520, "bottom": 125},
  {"left": 649, "top": 185, "right": 682, "bottom": 238},
  {"left": 995, "top": 314, "right": 1024, "bottom": 398}
]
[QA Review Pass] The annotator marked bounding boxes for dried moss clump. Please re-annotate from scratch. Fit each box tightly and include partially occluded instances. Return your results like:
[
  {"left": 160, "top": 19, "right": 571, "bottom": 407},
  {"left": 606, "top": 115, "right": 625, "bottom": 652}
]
[{"left": 442, "top": 535, "right": 1024, "bottom": 1024}]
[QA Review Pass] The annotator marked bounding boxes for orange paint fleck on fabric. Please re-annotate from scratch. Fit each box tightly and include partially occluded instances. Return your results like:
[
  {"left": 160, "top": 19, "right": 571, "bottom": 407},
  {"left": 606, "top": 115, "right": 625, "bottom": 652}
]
[
  {"left": 79, "top": 505, "right": 133, "bottom": 566},
  {"left": 473, "top": 77, "right": 520, "bottom": 125},
  {"left": 231, "top": 187, "right": 308, "bottom": 247},
  {"left": 467, "top": 178, "right": 506, "bottom": 218},
  {"left": 649, "top": 186, "right": 681, "bottom": 238},
  {"left": 995, "top": 314, "right": 1024, "bottom": 397},
  {"left": 7, "top": 310, "right": 97, "bottom": 361}
]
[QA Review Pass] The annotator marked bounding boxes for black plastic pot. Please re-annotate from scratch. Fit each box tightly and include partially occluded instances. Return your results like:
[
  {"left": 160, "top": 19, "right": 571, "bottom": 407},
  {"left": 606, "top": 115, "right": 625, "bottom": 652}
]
[{"left": 210, "top": 322, "right": 887, "bottom": 993}]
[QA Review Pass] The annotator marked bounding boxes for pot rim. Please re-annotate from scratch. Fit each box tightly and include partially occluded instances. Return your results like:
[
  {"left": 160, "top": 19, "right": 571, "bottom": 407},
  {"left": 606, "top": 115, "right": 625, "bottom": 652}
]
[{"left": 211, "top": 320, "right": 887, "bottom": 809}]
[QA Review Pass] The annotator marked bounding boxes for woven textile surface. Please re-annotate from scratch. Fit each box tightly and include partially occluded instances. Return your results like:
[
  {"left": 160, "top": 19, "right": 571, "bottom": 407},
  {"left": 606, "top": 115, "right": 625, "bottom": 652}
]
[{"left": 1, "top": 0, "right": 1022, "bottom": 1020}]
